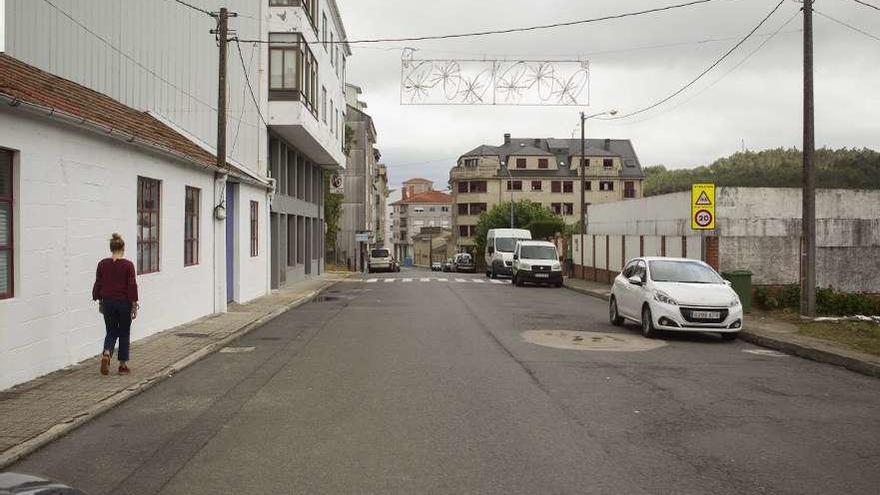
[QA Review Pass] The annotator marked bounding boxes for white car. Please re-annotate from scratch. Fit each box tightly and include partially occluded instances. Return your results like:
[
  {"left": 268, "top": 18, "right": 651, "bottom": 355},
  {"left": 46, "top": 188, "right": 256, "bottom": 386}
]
[
  {"left": 609, "top": 257, "right": 743, "bottom": 340},
  {"left": 511, "top": 240, "right": 563, "bottom": 287}
]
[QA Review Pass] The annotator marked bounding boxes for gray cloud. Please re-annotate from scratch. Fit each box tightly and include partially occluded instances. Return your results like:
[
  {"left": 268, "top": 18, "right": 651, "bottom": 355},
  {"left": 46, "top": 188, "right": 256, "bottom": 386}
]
[{"left": 337, "top": 0, "right": 880, "bottom": 190}]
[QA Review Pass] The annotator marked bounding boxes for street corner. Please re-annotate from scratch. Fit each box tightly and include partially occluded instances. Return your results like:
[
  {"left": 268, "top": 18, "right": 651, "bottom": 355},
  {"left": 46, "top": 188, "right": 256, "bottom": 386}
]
[{"left": 521, "top": 329, "right": 668, "bottom": 352}]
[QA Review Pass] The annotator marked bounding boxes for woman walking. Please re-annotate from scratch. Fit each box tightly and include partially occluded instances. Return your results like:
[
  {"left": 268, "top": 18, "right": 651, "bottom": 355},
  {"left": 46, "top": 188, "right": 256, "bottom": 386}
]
[{"left": 92, "top": 233, "right": 139, "bottom": 375}]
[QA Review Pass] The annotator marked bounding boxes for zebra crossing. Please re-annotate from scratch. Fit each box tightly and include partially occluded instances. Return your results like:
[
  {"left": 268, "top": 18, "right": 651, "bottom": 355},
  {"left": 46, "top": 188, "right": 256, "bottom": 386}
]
[{"left": 362, "top": 277, "right": 509, "bottom": 285}]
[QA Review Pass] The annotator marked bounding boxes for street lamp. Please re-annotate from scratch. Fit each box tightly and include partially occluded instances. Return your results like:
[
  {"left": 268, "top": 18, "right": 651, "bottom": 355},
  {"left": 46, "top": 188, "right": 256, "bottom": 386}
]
[
  {"left": 502, "top": 161, "right": 514, "bottom": 228},
  {"left": 579, "top": 109, "right": 617, "bottom": 276}
]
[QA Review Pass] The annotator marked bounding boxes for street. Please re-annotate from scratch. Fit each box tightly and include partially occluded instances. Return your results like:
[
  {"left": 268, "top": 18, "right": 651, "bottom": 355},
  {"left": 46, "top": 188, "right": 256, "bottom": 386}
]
[{"left": 10, "top": 268, "right": 880, "bottom": 494}]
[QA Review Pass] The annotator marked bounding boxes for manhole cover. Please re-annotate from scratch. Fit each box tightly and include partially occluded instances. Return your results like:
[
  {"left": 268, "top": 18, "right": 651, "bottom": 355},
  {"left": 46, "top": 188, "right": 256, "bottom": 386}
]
[
  {"left": 177, "top": 332, "right": 209, "bottom": 338},
  {"left": 522, "top": 330, "right": 667, "bottom": 352}
]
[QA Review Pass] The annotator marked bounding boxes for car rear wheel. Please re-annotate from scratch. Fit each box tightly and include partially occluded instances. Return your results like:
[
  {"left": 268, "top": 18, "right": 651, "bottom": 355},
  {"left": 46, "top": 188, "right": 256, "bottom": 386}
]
[
  {"left": 641, "top": 305, "right": 657, "bottom": 339},
  {"left": 609, "top": 298, "right": 624, "bottom": 326}
]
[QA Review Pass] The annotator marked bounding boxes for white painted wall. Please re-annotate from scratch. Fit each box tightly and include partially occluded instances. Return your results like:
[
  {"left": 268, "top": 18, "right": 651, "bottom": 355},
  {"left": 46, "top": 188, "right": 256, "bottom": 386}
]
[
  {"left": 234, "top": 182, "right": 270, "bottom": 303},
  {"left": 0, "top": 110, "right": 224, "bottom": 389}
]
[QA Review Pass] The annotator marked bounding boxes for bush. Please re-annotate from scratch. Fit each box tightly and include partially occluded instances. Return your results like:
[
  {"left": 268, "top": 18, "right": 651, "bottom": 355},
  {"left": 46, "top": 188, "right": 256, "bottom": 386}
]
[{"left": 754, "top": 285, "right": 880, "bottom": 316}]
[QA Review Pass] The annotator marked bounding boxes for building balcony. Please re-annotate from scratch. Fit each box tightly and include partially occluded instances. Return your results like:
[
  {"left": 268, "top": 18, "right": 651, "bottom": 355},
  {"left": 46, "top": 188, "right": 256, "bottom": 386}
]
[{"left": 268, "top": 99, "right": 345, "bottom": 169}]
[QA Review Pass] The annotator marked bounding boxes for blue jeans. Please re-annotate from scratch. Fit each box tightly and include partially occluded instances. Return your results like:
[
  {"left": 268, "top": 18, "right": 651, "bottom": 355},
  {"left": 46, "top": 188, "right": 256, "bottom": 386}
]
[{"left": 103, "top": 299, "right": 133, "bottom": 362}]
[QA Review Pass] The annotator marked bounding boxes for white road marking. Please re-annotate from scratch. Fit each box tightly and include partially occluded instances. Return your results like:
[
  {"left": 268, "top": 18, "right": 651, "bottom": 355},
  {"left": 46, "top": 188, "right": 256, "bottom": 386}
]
[
  {"left": 455, "top": 278, "right": 467, "bottom": 283},
  {"left": 366, "top": 278, "right": 378, "bottom": 283},
  {"left": 489, "top": 279, "right": 504, "bottom": 284},
  {"left": 384, "top": 278, "right": 396, "bottom": 283},
  {"left": 402, "top": 278, "right": 413, "bottom": 282},
  {"left": 472, "top": 279, "right": 486, "bottom": 284},
  {"left": 420, "top": 278, "right": 431, "bottom": 282},
  {"left": 436, "top": 278, "right": 448, "bottom": 282}
]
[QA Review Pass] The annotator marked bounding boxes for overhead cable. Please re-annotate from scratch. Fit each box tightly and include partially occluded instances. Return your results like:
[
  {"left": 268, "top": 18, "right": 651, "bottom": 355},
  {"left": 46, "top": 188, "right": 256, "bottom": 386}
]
[
  {"left": 851, "top": 0, "right": 880, "bottom": 13},
  {"left": 815, "top": 10, "right": 880, "bottom": 42},
  {"left": 168, "top": 0, "right": 213, "bottom": 17},
  {"left": 233, "top": 40, "right": 269, "bottom": 126},
  {"left": 238, "top": 0, "right": 721, "bottom": 45},
  {"left": 603, "top": 0, "right": 789, "bottom": 121}
]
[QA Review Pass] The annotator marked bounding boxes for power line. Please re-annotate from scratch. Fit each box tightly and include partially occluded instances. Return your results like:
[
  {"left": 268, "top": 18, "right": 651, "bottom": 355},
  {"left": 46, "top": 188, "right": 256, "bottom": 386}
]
[
  {"left": 233, "top": 40, "right": 269, "bottom": 126},
  {"left": 239, "top": 0, "right": 722, "bottom": 45},
  {"left": 610, "top": 9, "right": 800, "bottom": 126},
  {"left": 40, "top": 0, "right": 217, "bottom": 111},
  {"left": 603, "top": 0, "right": 788, "bottom": 121},
  {"left": 815, "top": 10, "right": 880, "bottom": 42},
  {"left": 851, "top": 0, "right": 880, "bottom": 12},
  {"left": 167, "top": 0, "right": 213, "bottom": 17},
  {"left": 231, "top": 41, "right": 258, "bottom": 156}
]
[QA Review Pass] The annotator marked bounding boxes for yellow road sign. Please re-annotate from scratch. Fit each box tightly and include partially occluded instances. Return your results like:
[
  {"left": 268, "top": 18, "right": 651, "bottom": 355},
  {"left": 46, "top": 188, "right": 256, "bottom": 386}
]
[{"left": 691, "top": 183, "right": 716, "bottom": 230}]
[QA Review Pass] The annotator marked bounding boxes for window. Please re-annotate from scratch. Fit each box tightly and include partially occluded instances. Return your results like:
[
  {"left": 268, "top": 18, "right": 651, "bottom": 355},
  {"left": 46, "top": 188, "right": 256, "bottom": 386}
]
[
  {"left": 624, "top": 181, "right": 636, "bottom": 198},
  {"left": 457, "top": 203, "right": 469, "bottom": 215},
  {"left": 603, "top": 158, "right": 614, "bottom": 168},
  {"left": 441, "top": 206, "right": 450, "bottom": 212},
  {"left": 563, "top": 203, "right": 574, "bottom": 216},
  {"left": 600, "top": 181, "right": 615, "bottom": 191},
  {"left": 506, "top": 180, "right": 522, "bottom": 191},
  {"left": 563, "top": 181, "right": 573, "bottom": 193},
  {"left": 538, "top": 158, "right": 549, "bottom": 169},
  {"left": 413, "top": 207, "right": 425, "bottom": 213},
  {"left": 250, "top": 201, "right": 259, "bottom": 257},
  {"left": 322, "top": 12, "right": 328, "bottom": 48},
  {"left": 269, "top": 0, "right": 296, "bottom": 5},
  {"left": 459, "top": 225, "right": 470, "bottom": 237},
  {"left": 184, "top": 187, "right": 200, "bottom": 266},
  {"left": 531, "top": 181, "right": 542, "bottom": 191},
  {"left": 515, "top": 158, "right": 526, "bottom": 169},
  {"left": 551, "top": 181, "right": 561, "bottom": 193},
  {"left": 322, "top": 86, "right": 327, "bottom": 123},
  {"left": 581, "top": 158, "right": 589, "bottom": 168},
  {"left": 458, "top": 181, "right": 469, "bottom": 193},
  {"left": 330, "top": 32, "right": 335, "bottom": 63},
  {"left": 296, "top": 0, "right": 319, "bottom": 32},
  {"left": 551, "top": 203, "right": 562, "bottom": 215},
  {"left": 269, "top": 33, "right": 319, "bottom": 116},
  {"left": 429, "top": 207, "right": 436, "bottom": 212},
  {"left": 464, "top": 158, "right": 479, "bottom": 167},
  {"left": 584, "top": 181, "right": 592, "bottom": 191},
  {"left": 469, "top": 203, "right": 487, "bottom": 215},
  {"left": 0, "top": 150, "right": 13, "bottom": 299},
  {"left": 470, "top": 181, "right": 487, "bottom": 193},
  {"left": 137, "top": 176, "right": 161, "bottom": 274}
]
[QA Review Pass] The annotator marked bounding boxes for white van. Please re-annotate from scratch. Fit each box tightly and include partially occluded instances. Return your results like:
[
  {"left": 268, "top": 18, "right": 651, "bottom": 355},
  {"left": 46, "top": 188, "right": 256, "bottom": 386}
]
[
  {"left": 485, "top": 228, "right": 532, "bottom": 278},
  {"left": 512, "top": 240, "right": 563, "bottom": 287}
]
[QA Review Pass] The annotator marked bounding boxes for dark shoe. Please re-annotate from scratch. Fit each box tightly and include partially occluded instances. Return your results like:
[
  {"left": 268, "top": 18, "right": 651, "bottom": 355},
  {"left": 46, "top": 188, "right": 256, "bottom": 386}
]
[
  {"left": 100, "top": 353, "right": 111, "bottom": 376},
  {"left": 118, "top": 364, "right": 130, "bottom": 375}
]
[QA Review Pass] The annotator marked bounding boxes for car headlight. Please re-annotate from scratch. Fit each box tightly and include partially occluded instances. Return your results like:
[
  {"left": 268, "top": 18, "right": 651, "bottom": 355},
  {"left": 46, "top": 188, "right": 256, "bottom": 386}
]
[
  {"left": 729, "top": 296, "right": 741, "bottom": 307},
  {"left": 653, "top": 290, "right": 679, "bottom": 306},
  {"left": 519, "top": 263, "right": 532, "bottom": 271},
  {"left": 551, "top": 262, "right": 562, "bottom": 272}
]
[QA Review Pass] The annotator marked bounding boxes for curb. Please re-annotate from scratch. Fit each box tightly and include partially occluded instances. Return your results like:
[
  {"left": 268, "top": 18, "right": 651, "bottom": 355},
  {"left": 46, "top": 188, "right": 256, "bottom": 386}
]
[
  {"left": 562, "top": 279, "right": 880, "bottom": 379},
  {"left": 0, "top": 281, "right": 338, "bottom": 469}
]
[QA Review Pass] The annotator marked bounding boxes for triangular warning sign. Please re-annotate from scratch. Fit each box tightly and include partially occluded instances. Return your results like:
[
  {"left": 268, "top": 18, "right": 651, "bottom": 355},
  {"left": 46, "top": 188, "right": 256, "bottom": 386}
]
[{"left": 695, "top": 190, "right": 712, "bottom": 206}]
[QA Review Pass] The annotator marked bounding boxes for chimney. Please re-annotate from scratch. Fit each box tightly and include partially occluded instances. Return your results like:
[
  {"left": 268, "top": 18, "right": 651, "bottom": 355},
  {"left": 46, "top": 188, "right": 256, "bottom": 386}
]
[
  {"left": 604, "top": 138, "right": 611, "bottom": 151},
  {"left": 402, "top": 187, "right": 409, "bottom": 201},
  {"left": 504, "top": 133, "right": 511, "bottom": 145},
  {"left": 533, "top": 138, "right": 541, "bottom": 148}
]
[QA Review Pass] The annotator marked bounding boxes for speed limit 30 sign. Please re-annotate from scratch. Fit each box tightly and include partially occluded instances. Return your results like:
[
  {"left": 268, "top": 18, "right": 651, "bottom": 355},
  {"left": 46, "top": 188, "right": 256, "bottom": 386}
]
[{"left": 691, "top": 183, "right": 716, "bottom": 230}]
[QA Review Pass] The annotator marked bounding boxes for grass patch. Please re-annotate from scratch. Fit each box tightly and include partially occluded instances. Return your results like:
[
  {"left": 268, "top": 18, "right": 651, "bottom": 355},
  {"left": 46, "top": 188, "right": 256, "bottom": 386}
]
[{"left": 795, "top": 319, "right": 880, "bottom": 357}]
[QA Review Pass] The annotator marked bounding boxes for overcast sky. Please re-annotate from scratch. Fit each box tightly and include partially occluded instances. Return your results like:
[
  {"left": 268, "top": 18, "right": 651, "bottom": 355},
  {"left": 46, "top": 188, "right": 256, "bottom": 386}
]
[{"left": 336, "top": 0, "right": 880, "bottom": 192}]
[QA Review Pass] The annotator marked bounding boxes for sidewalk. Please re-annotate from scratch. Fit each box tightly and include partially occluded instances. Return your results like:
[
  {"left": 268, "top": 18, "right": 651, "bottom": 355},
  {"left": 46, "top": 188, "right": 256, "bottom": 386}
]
[
  {"left": 562, "top": 277, "right": 880, "bottom": 378},
  {"left": 0, "top": 273, "right": 348, "bottom": 469}
]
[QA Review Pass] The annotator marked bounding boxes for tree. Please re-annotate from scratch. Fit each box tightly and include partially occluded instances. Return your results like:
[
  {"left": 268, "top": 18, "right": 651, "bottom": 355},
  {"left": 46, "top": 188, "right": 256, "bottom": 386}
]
[
  {"left": 323, "top": 170, "right": 344, "bottom": 259},
  {"left": 644, "top": 147, "right": 880, "bottom": 196},
  {"left": 474, "top": 200, "right": 566, "bottom": 255}
]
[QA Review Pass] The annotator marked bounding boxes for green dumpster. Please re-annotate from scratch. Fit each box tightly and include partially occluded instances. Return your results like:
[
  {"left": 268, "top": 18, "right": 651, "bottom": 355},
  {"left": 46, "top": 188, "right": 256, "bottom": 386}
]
[{"left": 722, "top": 270, "right": 752, "bottom": 313}]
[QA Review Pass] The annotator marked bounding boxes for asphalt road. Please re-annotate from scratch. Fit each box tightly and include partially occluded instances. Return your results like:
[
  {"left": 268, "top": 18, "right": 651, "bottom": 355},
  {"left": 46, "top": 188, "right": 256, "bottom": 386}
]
[{"left": 11, "top": 268, "right": 880, "bottom": 494}]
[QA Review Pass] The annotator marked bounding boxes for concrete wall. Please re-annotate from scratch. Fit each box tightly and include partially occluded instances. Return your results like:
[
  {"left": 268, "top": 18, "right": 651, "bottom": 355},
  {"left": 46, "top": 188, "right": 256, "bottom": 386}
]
[
  {"left": 572, "top": 187, "right": 880, "bottom": 293},
  {"left": 0, "top": 110, "right": 236, "bottom": 389}
]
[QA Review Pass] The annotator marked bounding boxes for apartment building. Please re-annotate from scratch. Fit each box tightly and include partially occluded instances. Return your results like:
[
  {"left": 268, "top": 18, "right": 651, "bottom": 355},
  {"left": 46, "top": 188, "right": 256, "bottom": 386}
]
[
  {"left": 0, "top": 0, "right": 351, "bottom": 389},
  {"left": 391, "top": 179, "right": 452, "bottom": 263},
  {"left": 450, "top": 134, "right": 644, "bottom": 252}
]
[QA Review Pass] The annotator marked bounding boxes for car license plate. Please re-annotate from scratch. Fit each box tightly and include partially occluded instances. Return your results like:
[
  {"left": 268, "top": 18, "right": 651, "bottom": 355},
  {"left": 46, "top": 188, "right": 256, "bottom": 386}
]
[
  {"left": 535, "top": 273, "right": 549, "bottom": 279},
  {"left": 692, "top": 310, "right": 720, "bottom": 319}
]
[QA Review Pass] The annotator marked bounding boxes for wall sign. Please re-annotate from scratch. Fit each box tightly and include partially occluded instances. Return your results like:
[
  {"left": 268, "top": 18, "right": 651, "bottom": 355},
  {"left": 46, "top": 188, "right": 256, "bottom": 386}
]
[{"left": 691, "top": 183, "right": 716, "bottom": 230}]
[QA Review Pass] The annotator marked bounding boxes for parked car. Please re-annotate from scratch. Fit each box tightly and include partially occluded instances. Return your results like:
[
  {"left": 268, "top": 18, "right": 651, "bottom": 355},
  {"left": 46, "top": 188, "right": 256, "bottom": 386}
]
[
  {"left": 0, "top": 472, "right": 85, "bottom": 494},
  {"left": 511, "top": 241, "right": 563, "bottom": 287},
  {"left": 609, "top": 257, "right": 743, "bottom": 340},
  {"left": 485, "top": 228, "right": 532, "bottom": 278},
  {"left": 453, "top": 253, "right": 476, "bottom": 273},
  {"left": 368, "top": 248, "right": 394, "bottom": 273},
  {"left": 431, "top": 261, "right": 443, "bottom": 271},
  {"left": 442, "top": 258, "right": 454, "bottom": 272}
]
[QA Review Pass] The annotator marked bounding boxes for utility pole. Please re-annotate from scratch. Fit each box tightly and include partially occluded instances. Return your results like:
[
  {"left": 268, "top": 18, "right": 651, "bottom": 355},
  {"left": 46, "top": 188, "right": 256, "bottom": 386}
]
[
  {"left": 801, "top": 0, "right": 816, "bottom": 317},
  {"left": 579, "top": 112, "right": 586, "bottom": 277},
  {"left": 212, "top": 8, "right": 233, "bottom": 172}
]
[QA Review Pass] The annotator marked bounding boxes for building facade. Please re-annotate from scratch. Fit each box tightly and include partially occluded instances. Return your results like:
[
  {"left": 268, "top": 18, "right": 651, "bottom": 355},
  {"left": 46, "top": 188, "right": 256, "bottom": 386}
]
[
  {"left": 0, "top": 0, "right": 352, "bottom": 389},
  {"left": 450, "top": 134, "right": 645, "bottom": 254},
  {"left": 412, "top": 227, "right": 455, "bottom": 268},
  {"left": 391, "top": 181, "right": 452, "bottom": 263}
]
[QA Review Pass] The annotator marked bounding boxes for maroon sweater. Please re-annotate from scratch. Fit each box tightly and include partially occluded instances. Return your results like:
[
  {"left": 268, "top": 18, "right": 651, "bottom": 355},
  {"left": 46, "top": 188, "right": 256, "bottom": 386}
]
[{"left": 92, "top": 258, "right": 139, "bottom": 302}]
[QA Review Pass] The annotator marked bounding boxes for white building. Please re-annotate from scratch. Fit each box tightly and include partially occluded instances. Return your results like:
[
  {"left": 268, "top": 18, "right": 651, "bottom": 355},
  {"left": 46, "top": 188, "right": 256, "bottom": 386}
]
[{"left": 0, "top": 0, "right": 351, "bottom": 389}]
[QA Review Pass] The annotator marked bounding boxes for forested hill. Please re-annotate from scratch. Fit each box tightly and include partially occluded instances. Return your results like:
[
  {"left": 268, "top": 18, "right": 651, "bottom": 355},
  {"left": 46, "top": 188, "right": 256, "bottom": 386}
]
[{"left": 643, "top": 148, "right": 880, "bottom": 196}]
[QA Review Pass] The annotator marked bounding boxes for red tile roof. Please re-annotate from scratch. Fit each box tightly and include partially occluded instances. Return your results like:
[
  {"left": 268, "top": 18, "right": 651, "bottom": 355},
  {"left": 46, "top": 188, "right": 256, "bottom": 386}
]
[
  {"left": 392, "top": 190, "right": 452, "bottom": 205},
  {"left": 0, "top": 54, "right": 258, "bottom": 180}
]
